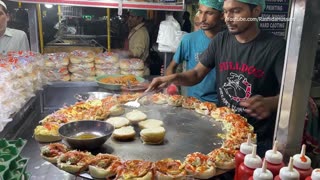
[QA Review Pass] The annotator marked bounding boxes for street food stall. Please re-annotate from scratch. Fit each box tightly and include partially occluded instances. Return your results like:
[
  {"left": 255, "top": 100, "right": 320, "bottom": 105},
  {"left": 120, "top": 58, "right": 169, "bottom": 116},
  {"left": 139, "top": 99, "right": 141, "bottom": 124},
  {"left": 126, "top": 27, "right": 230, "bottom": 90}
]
[{"left": 0, "top": 0, "right": 320, "bottom": 179}]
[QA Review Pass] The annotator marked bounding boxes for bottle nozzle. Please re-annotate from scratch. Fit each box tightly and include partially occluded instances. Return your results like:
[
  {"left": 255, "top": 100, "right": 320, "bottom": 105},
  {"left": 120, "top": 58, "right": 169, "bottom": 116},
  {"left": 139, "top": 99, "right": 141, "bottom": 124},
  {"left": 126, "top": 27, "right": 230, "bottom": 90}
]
[
  {"left": 273, "top": 140, "right": 278, "bottom": 153},
  {"left": 288, "top": 157, "right": 294, "bottom": 171},
  {"left": 247, "top": 133, "right": 252, "bottom": 144},
  {"left": 262, "top": 159, "right": 267, "bottom": 173},
  {"left": 301, "top": 144, "right": 306, "bottom": 156},
  {"left": 252, "top": 144, "right": 257, "bottom": 158}
]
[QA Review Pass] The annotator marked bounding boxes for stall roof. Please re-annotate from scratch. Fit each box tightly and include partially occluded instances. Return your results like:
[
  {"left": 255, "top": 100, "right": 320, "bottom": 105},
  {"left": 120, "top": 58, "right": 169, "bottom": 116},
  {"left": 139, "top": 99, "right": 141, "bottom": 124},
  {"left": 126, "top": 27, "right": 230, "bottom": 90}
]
[{"left": 7, "top": 0, "right": 185, "bottom": 11}]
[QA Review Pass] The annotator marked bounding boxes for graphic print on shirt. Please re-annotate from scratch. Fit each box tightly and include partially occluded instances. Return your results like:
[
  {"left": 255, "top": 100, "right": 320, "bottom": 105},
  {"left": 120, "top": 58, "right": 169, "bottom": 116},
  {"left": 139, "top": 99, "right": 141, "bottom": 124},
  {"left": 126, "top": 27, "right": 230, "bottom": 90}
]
[{"left": 219, "top": 72, "right": 252, "bottom": 113}]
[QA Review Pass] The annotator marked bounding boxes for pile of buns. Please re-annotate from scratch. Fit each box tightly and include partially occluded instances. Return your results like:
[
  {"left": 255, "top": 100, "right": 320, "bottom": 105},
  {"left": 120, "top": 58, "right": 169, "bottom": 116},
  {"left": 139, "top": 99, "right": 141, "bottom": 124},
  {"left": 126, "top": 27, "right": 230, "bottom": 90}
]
[
  {"left": 119, "top": 58, "right": 144, "bottom": 77},
  {"left": 0, "top": 51, "right": 47, "bottom": 119},
  {"left": 43, "top": 53, "right": 70, "bottom": 81},
  {"left": 94, "top": 52, "right": 120, "bottom": 76},
  {"left": 68, "top": 50, "right": 96, "bottom": 81}
]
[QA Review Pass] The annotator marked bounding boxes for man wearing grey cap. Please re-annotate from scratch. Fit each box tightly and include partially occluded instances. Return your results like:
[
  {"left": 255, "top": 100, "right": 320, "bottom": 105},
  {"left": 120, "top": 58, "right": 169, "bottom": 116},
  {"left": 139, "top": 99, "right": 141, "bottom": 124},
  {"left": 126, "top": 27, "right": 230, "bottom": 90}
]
[{"left": 0, "top": 0, "right": 30, "bottom": 54}]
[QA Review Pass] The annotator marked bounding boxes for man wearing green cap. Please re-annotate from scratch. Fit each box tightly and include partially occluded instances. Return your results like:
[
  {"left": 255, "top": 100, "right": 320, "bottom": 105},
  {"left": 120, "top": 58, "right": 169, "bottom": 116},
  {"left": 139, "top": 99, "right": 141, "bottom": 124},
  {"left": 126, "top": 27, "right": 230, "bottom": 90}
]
[
  {"left": 122, "top": 9, "right": 150, "bottom": 75},
  {"left": 148, "top": 0, "right": 286, "bottom": 155},
  {"left": 165, "top": 0, "right": 224, "bottom": 102}
]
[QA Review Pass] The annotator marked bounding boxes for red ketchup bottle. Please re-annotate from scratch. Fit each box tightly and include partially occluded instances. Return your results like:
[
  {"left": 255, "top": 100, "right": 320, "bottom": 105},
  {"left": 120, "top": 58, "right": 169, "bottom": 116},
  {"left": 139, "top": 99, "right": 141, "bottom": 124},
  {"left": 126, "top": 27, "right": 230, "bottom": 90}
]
[
  {"left": 264, "top": 141, "right": 285, "bottom": 177},
  {"left": 238, "top": 144, "right": 262, "bottom": 180},
  {"left": 249, "top": 159, "right": 273, "bottom": 180},
  {"left": 305, "top": 168, "right": 320, "bottom": 180},
  {"left": 293, "top": 144, "right": 313, "bottom": 180},
  {"left": 235, "top": 134, "right": 254, "bottom": 180},
  {"left": 274, "top": 157, "right": 300, "bottom": 180}
]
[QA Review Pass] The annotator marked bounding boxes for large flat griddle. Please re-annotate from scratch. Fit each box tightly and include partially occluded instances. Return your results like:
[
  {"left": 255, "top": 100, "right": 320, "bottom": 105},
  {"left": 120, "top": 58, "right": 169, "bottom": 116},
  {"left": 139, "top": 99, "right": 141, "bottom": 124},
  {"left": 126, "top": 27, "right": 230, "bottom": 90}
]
[
  {"left": 74, "top": 103, "right": 226, "bottom": 179},
  {"left": 98, "top": 104, "right": 225, "bottom": 161}
]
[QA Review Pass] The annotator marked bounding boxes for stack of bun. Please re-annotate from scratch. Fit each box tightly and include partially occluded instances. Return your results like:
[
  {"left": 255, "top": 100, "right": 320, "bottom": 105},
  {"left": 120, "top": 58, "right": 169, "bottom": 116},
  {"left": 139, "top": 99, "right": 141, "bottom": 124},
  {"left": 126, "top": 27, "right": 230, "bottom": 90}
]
[
  {"left": 119, "top": 58, "right": 144, "bottom": 77},
  {"left": 43, "top": 53, "right": 70, "bottom": 81},
  {"left": 94, "top": 52, "right": 120, "bottom": 76},
  {"left": 68, "top": 50, "right": 96, "bottom": 81}
]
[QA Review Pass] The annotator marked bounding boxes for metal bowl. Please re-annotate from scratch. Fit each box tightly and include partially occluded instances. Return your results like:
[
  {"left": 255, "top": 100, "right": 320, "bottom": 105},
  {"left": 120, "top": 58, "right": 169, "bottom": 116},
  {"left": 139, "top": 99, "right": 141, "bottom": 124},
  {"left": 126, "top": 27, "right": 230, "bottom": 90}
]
[
  {"left": 58, "top": 120, "right": 114, "bottom": 150},
  {"left": 74, "top": 92, "right": 113, "bottom": 101}
]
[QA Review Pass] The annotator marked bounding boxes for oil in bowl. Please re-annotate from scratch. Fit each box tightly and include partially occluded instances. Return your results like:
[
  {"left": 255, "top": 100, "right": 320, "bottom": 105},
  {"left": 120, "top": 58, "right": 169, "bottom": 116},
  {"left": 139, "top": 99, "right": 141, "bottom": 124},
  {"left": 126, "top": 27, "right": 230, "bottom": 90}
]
[
  {"left": 71, "top": 132, "right": 102, "bottom": 140},
  {"left": 58, "top": 120, "right": 114, "bottom": 150}
]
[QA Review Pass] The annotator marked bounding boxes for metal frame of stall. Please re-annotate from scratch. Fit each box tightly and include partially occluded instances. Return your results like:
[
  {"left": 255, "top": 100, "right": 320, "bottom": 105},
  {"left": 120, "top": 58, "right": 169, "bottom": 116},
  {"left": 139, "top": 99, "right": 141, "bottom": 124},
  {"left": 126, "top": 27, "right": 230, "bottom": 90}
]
[
  {"left": 275, "top": 0, "right": 320, "bottom": 159},
  {"left": 7, "top": 0, "right": 320, "bottom": 159}
]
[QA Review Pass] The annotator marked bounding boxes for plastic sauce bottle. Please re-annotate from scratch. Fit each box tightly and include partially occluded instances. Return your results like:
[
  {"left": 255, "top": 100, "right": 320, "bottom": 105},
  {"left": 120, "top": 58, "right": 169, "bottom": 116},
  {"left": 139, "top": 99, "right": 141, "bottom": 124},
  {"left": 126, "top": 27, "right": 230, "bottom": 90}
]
[
  {"left": 274, "top": 157, "right": 300, "bottom": 180},
  {"left": 249, "top": 159, "right": 273, "bottom": 180},
  {"left": 264, "top": 141, "right": 285, "bottom": 177},
  {"left": 293, "top": 144, "right": 313, "bottom": 180},
  {"left": 235, "top": 134, "right": 254, "bottom": 180},
  {"left": 305, "top": 168, "right": 320, "bottom": 180},
  {"left": 238, "top": 144, "right": 262, "bottom": 180}
]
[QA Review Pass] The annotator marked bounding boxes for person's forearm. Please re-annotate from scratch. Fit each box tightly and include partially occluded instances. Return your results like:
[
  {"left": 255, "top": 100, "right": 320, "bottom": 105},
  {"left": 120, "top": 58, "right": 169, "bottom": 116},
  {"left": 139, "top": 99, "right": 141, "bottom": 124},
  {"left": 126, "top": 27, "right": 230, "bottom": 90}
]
[
  {"left": 172, "top": 70, "right": 203, "bottom": 86},
  {"left": 165, "top": 61, "right": 178, "bottom": 76}
]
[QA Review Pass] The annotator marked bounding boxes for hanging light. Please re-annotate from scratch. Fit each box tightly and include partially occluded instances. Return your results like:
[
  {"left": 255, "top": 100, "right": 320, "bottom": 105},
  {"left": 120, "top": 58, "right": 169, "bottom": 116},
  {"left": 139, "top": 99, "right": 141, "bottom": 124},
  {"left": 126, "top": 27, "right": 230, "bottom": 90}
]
[{"left": 45, "top": 4, "right": 53, "bottom": 9}]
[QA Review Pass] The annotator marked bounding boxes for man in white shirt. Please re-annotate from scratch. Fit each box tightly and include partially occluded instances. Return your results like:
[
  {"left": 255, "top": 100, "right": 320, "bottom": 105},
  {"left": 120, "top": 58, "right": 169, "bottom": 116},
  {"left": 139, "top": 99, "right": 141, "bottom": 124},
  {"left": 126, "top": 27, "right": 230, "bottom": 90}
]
[{"left": 0, "top": 0, "right": 30, "bottom": 54}]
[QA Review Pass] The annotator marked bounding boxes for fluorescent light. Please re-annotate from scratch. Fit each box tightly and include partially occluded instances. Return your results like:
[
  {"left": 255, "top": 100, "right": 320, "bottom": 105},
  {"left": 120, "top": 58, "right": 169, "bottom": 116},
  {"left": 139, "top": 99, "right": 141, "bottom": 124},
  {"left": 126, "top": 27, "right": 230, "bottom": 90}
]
[{"left": 45, "top": 4, "right": 53, "bottom": 8}]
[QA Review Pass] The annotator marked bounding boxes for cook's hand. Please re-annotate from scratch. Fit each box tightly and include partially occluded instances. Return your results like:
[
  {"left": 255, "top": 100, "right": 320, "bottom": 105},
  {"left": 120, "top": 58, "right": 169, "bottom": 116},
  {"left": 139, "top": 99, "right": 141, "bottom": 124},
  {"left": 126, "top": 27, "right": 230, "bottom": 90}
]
[
  {"left": 240, "top": 95, "right": 278, "bottom": 120},
  {"left": 145, "top": 76, "right": 172, "bottom": 92}
]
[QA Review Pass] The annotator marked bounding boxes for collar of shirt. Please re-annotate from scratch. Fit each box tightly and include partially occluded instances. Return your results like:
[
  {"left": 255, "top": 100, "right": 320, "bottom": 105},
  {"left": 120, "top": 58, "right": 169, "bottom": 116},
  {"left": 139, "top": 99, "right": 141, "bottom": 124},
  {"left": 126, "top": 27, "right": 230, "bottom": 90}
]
[{"left": 3, "top": 28, "right": 13, "bottom": 37}]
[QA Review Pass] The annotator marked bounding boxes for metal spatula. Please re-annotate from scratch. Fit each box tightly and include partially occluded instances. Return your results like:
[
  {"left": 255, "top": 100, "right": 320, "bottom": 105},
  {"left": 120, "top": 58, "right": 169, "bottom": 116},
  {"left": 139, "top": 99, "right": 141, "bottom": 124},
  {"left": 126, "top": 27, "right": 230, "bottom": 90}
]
[{"left": 124, "top": 91, "right": 153, "bottom": 108}]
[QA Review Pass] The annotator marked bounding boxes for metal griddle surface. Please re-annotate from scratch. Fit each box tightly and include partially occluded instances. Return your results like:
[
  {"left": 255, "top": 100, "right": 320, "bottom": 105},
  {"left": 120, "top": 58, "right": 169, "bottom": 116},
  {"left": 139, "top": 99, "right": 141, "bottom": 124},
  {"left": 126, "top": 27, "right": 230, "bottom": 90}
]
[{"left": 85, "top": 103, "right": 224, "bottom": 162}]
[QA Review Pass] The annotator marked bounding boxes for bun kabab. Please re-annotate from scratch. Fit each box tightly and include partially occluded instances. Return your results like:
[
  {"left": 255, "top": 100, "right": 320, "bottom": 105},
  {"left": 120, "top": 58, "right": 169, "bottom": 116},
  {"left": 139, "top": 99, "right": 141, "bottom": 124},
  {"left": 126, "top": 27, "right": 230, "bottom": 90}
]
[
  {"left": 40, "top": 143, "right": 69, "bottom": 163},
  {"left": 88, "top": 153, "right": 121, "bottom": 179},
  {"left": 155, "top": 158, "right": 186, "bottom": 180},
  {"left": 184, "top": 152, "right": 216, "bottom": 179},
  {"left": 182, "top": 96, "right": 201, "bottom": 109},
  {"left": 207, "top": 148, "right": 235, "bottom": 170},
  {"left": 116, "top": 160, "right": 153, "bottom": 180},
  {"left": 195, "top": 102, "right": 217, "bottom": 115},
  {"left": 34, "top": 122, "right": 62, "bottom": 143},
  {"left": 167, "top": 94, "right": 184, "bottom": 107},
  {"left": 57, "top": 150, "right": 94, "bottom": 173}
]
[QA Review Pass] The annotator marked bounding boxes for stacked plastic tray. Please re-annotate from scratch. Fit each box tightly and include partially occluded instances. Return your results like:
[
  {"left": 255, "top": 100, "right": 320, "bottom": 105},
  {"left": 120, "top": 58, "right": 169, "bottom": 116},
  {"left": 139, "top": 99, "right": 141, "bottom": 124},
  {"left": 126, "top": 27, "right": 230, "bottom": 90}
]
[{"left": 0, "top": 138, "right": 28, "bottom": 180}]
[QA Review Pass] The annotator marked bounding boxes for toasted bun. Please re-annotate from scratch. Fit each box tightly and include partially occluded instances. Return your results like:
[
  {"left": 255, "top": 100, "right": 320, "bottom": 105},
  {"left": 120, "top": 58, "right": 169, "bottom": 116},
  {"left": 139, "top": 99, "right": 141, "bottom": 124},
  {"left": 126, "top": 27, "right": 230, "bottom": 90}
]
[
  {"left": 40, "top": 143, "right": 68, "bottom": 163},
  {"left": 195, "top": 102, "right": 217, "bottom": 116},
  {"left": 112, "top": 126, "right": 136, "bottom": 140},
  {"left": 109, "top": 104, "right": 125, "bottom": 116},
  {"left": 58, "top": 163, "right": 83, "bottom": 173},
  {"left": 151, "top": 93, "right": 167, "bottom": 105},
  {"left": 138, "top": 119, "right": 164, "bottom": 129},
  {"left": 140, "top": 127, "right": 165, "bottom": 144},
  {"left": 41, "top": 155, "right": 59, "bottom": 163},
  {"left": 125, "top": 110, "right": 147, "bottom": 123},
  {"left": 106, "top": 117, "right": 130, "bottom": 129},
  {"left": 156, "top": 171, "right": 186, "bottom": 180},
  {"left": 167, "top": 95, "right": 183, "bottom": 107},
  {"left": 89, "top": 159, "right": 121, "bottom": 179},
  {"left": 182, "top": 97, "right": 200, "bottom": 109},
  {"left": 185, "top": 164, "right": 216, "bottom": 179},
  {"left": 215, "top": 160, "right": 235, "bottom": 170},
  {"left": 34, "top": 124, "right": 62, "bottom": 143},
  {"left": 34, "top": 133, "right": 62, "bottom": 143},
  {"left": 118, "top": 169, "right": 152, "bottom": 180},
  {"left": 155, "top": 159, "right": 186, "bottom": 180}
]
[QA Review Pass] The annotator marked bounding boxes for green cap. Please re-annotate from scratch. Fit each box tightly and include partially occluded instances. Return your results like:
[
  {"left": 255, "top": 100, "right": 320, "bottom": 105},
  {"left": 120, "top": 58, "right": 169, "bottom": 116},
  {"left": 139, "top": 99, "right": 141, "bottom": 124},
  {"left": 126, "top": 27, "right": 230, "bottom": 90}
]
[
  {"left": 199, "top": 0, "right": 224, "bottom": 12},
  {"left": 218, "top": 0, "right": 266, "bottom": 12},
  {"left": 129, "top": 10, "right": 147, "bottom": 19}
]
